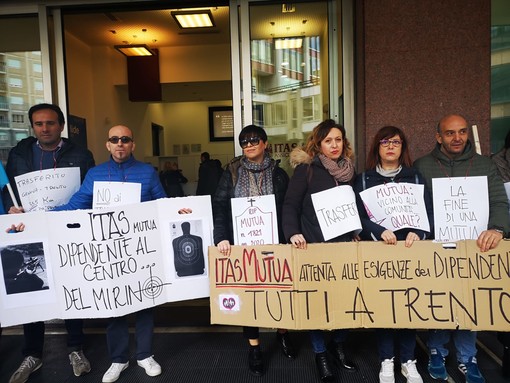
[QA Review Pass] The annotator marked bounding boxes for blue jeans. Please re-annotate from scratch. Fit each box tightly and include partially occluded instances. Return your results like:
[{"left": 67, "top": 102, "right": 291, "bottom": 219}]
[
  {"left": 377, "top": 328, "right": 416, "bottom": 362},
  {"left": 427, "top": 329, "right": 477, "bottom": 364},
  {"left": 310, "top": 329, "right": 348, "bottom": 354},
  {"left": 106, "top": 308, "right": 153, "bottom": 363}
]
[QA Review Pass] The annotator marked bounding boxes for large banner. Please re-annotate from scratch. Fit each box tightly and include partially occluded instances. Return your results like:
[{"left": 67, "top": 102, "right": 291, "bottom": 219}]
[
  {"left": 0, "top": 196, "right": 212, "bottom": 327},
  {"left": 209, "top": 240, "right": 510, "bottom": 331}
]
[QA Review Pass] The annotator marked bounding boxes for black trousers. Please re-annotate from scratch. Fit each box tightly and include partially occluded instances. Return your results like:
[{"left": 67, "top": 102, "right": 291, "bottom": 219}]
[{"left": 23, "top": 319, "right": 84, "bottom": 358}]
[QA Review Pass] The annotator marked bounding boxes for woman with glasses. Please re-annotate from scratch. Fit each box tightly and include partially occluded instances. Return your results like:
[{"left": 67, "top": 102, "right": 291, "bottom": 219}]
[
  {"left": 353, "top": 126, "right": 433, "bottom": 383},
  {"left": 282, "top": 119, "right": 358, "bottom": 382},
  {"left": 212, "top": 124, "right": 296, "bottom": 377}
]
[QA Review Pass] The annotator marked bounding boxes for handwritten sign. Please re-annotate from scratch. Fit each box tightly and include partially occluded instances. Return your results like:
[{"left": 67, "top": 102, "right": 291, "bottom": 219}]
[
  {"left": 231, "top": 195, "right": 278, "bottom": 245},
  {"left": 15, "top": 168, "right": 80, "bottom": 212},
  {"left": 209, "top": 240, "right": 510, "bottom": 331},
  {"left": 359, "top": 182, "right": 430, "bottom": 232},
  {"left": 0, "top": 196, "right": 213, "bottom": 326},
  {"left": 92, "top": 181, "right": 141, "bottom": 209},
  {"left": 432, "top": 176, "right": 489, "bottom": 241},
  {"left": 311, "top": 185, "right": 361, "bottom": 240}
]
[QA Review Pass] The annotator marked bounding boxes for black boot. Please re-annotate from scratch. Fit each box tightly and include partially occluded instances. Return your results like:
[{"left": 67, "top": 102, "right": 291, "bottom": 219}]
[
  {"left": 315, "top": 352, "right": 334, "bottom": 382},
  {"left": 276, "top": 331, "right": 296, "bottom": 359},
  {"left": 248, "top": 345, "right": 264, "bottom": 376},
  {"left": 503, "top": 347, "right": 510, "bottom": 378},
  {"left": 327, "top": 341, "right": 357, "bottom": 372}
]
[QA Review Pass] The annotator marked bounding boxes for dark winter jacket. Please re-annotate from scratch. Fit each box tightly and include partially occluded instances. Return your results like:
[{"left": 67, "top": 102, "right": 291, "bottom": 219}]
[
  {"left": 282, "top": 148, "right": 355, "bottom": 244},
  {"left": 2, "top": 136, "right": 95, "bottom": 210},
  {"left": 414, "top": 141, "right": 510, "bottom": 235},
  {"left": 54, "top": 155, "right": 166, "bottom": 210},
  {"left": 212, "top": 156, "right": 289, "bottom": 245},
  {"left": 352, "top": 167, "right": 434, "bottom": 241},
  {"left": 196, "top": 159, "right": 223, "bottom": 196}
]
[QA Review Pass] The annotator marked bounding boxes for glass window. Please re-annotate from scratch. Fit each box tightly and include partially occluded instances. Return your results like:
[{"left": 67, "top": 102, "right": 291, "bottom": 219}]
[
  {"left": 0, "top": 15, "right": 42, "bottom": 158},
  {"left": 7, "top": 58, "right": 21, "bottom": 69},
  {"left": 12, "top": 114, "right": 24, "bottom": 123},
  {"left": 10, "top": 96, "right": 23, "bottom": 105},
  {"left": 249, "top": 1, "right": 330, "bottom": 173},
  {"left": 490, "top": 7, "right": 510, "bottom": 153},
  {"left": 9, "top": 78, "right": 22, "bottom": 88}
]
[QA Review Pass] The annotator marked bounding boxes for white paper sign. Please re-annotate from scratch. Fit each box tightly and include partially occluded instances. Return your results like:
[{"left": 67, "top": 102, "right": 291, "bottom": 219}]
[
  {"left": 231, "top": 195, "right": 278, "bottom": 245},
  {"left": 359, "top": 182, "right": 430, "bottom": 232},
  {"left": 432, "top": 176, "right": 489, "bottom": 242},
  {"left": 0, "top": 196, "right": 213, "bottom": 326},
  {"left": 14, "top": 168, "right": 80, "bottom": 212},
  {"left": 311, "top": 185, "right": 362, "bottom": 241},
  {"left": 92, "top": 181, "right": 142, "bottom": 209}
]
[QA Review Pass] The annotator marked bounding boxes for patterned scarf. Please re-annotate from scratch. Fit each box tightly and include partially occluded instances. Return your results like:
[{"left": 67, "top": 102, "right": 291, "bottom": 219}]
[
  {"left": 318, "top": 153, "right": 355, "bottom": 184},
  {"left": 234, "top": 153, "right": 274, "bottom": 198}
]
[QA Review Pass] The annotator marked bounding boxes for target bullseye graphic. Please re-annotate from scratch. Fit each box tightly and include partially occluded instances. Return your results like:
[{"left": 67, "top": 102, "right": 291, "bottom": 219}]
[{"left": 142, "top": 276, "right": 163, "bottom": 299}]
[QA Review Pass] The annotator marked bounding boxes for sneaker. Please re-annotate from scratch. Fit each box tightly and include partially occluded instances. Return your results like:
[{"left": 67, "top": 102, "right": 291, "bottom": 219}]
[
  {"left": 137, "top": 356, "right": 162, "bottom": 377},
  {"left": 102, "top": 362, "right": 129, "bottom": 383},
  {"left": 458, "top": 357, "right": 485, "bottom": 383},
  {"left": 401, "top": 360, "right": 423, "bottom": 383},
  {"left": 69, "top": 350, "right": 91, "bottom": 377},
  {"left": 9, "top": 356, "right": 42, "bottom": 383},
  {"left": 379, "top": 358, "right": 395, "bottom": 383},
  {"left": 428, "top": 348, "right": 448, "bottom": 380}
]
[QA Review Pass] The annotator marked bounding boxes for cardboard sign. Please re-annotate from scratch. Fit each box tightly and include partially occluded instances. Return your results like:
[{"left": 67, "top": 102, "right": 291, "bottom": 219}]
[
  {"left": 0, "top": 196, "right": 212, "bottom": 326},
  {"left": 359, "top": 182, "right": 430, "bottom": 232},
  {"left": 310, "top": 185, "right": 362, "bottom": 240},
  {"left": 14, "top": 168, "right": 80, "bottom": 212},
  {"left": 231, "top": 195, "right": 278, "bottom": 245},
  {"left": 432, "top": 176, "right": 489, "bottom": 241},
  {"left": 92, "top": 181, "right": 142, "bottom": 209},
  {"left": 209, "top": 240, "right": 510, "bottom": 331}
]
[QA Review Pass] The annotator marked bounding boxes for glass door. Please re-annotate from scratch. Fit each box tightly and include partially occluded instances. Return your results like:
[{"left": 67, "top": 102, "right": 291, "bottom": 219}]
[{"left": 232, "top": 0, "right": 350, "bottom": 173}]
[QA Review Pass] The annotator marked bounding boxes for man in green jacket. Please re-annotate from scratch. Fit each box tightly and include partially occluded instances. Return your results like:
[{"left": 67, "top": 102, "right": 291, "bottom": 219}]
[{"left": 414, "top": 114, "right": 510, "bottom": 383}]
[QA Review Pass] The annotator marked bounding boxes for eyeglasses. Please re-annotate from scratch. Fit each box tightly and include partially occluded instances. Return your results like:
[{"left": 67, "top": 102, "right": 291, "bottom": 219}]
[
  {"left": 108, "top": 136, "right": 133, "bottom": 144},
  {"left": 379, "top": 139, "right": 402, "bottom": 147},
  {"left": 240, "top": 136, "right": 261, "bottom": 149}
]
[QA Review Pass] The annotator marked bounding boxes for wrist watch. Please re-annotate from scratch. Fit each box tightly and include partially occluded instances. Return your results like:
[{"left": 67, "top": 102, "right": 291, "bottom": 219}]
[{"left": 491, "top": 226, "right": 505, "bottom": 236}]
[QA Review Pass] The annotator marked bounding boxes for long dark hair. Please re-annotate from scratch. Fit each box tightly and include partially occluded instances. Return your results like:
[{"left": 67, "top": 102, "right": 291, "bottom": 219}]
[{"left": 366, "top": 126, "right": 412, "bottom": 169}]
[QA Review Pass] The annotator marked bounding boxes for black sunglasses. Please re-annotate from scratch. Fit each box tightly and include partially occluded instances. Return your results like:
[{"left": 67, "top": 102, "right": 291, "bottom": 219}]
[
  {"left": 240, "top": 136, "right": 261, "bottom": 149},
  {"left": 108, "top": 136, "right": 133, "bottom": 144}
]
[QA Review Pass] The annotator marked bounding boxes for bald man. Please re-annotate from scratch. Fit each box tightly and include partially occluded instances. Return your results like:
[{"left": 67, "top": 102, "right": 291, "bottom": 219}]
[
  {"left": 55, "top": 125, "right": 167, "bottom": 382},
  {"left": 414, "top": 114, "right": 510, "bottom": 383}
]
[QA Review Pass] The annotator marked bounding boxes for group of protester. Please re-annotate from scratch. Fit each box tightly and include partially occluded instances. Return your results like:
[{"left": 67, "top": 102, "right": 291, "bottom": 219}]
[
  {"left": 0, "top": 102, "right": 508, "bottom": 383},
  {"left": 0, "top": 103, "right": 191, "bottom": 383},
  {"left": 212, "top": 116, "right": 510, "bottom": 383}
]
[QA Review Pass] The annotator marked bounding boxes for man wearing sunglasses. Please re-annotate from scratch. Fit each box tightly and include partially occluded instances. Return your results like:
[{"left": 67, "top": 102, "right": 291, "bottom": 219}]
[
  {"left": 3, "top": 103, "right": 95, "bottom": 383},
  {"left": 54, "top": 125, "right": 168, "bottom": 382}
]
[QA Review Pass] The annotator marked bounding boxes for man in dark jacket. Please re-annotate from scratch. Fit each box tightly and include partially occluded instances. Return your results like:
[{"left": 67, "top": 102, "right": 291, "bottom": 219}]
[
  {"left": 414, "top": 114, "right": 510, "bottom": 383},
  {"left": 196, "top": 152, "right": 223, "bottom": 196},
  {"left": 3, "top": 103, "right": 95, "bottom": 383}
]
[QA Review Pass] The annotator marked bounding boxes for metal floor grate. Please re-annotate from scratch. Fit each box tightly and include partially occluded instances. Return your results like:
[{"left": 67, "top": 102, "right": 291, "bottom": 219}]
[{"left": 0, "top": 329, "right": 506, "bottom": 383}]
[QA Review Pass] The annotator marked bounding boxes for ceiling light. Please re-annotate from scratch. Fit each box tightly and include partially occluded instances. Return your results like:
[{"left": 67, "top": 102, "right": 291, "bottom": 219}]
[
  {"left": 275, "top": 37, "right": 303, "bottom": 49},
  {"left": 171, "top": 10, "right": 215, "bottom": 29},
  {"left": 115, "top": 44, "right": 155, "bottom": 57}
]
